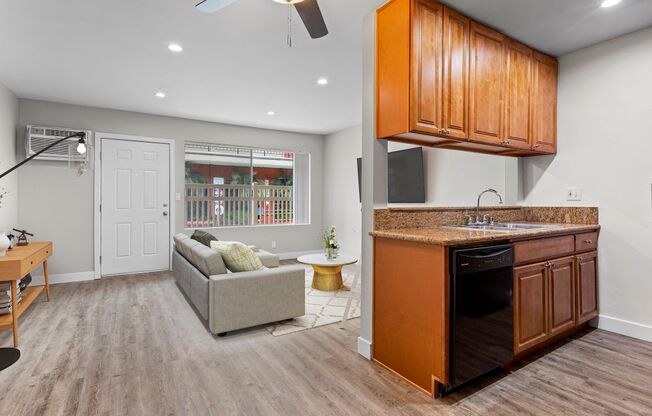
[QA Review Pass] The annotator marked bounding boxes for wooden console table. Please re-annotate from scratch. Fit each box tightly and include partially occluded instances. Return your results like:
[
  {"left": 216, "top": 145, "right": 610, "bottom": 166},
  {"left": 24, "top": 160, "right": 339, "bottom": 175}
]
[{"left": 0, "top": 242, "right": 52, "bottom": 347}]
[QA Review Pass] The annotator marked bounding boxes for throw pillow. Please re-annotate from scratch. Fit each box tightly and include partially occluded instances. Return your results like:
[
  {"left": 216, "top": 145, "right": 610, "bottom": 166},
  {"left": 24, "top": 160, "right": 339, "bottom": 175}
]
[
  {"left": 191, "top": 230, "right": 218, "bottom": 247},
  {"left": 210, "top": 241, "right": 264, "bottom": 272}
]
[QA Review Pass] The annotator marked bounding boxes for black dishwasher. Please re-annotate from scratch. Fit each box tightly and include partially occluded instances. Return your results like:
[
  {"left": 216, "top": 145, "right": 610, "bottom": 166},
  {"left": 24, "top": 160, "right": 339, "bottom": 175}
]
[{"left": 444, "top": 243, "right": 514, "bottom": 395}]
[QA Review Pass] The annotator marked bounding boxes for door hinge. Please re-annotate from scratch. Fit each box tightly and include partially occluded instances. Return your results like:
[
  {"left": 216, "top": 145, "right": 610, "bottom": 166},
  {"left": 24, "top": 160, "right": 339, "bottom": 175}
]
[
  {"left": 99, "top": 256, "right": 102, "bottom": 264},
  {"left": 99, "top": 204, "right": 102, "bottom": 213}
]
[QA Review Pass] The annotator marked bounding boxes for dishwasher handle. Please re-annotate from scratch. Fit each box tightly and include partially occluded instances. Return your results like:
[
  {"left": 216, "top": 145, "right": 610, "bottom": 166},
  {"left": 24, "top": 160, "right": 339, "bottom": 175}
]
[{"left": 455, "top": 244, "right": 514, "bottom": 274}]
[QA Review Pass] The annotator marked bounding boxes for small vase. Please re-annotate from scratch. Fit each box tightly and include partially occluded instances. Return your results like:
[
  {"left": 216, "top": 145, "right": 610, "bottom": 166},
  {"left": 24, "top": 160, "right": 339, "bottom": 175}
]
[{"left": 0, "top": 232, "right": 10, "bottom": 257}]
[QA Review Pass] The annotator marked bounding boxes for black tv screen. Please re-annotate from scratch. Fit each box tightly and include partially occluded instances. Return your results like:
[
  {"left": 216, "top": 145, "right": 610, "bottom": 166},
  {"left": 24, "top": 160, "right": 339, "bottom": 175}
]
[{"left": 357, "top": 147, "right": 426, "bottom": 203}]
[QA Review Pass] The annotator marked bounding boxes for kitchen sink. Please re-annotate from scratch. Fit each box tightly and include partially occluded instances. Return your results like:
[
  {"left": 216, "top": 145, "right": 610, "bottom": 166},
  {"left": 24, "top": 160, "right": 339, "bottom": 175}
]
[{"left": 448, "top": 223, "right": 558, "bottom": 232}]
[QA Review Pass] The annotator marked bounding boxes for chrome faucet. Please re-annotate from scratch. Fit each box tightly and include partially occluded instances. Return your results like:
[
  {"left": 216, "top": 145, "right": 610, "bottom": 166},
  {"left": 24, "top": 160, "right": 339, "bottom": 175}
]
[{"left": 470, "top": 188, "right": 504, "bottom": 225}]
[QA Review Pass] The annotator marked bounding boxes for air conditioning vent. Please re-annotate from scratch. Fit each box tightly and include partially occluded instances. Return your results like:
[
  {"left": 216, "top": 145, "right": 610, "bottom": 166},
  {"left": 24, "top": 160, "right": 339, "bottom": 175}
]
[{"left": 26, "top": 125, "right": 92, "bottom": 161}]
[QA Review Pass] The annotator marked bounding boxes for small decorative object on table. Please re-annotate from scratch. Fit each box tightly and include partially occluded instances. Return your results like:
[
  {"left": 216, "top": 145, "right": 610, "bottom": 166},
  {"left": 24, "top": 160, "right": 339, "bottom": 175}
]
[
  {"left": 12, "top": 229, "right": 33, "bottom": 246},
  {"left": 0, "top": 232, "right": 9, "bottom": 257},
  {"left": 323, "top": 225, "right": 339, "bottom": 260}
]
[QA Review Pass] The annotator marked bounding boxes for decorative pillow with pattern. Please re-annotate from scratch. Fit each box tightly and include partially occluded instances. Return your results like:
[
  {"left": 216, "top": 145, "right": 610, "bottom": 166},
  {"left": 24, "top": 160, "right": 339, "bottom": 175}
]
[
  {"left": 191, "top": 230, "right": 218, "bottom": 247},
  {"left": 210, "top": 241, "right": 264, "bottom": 272}
]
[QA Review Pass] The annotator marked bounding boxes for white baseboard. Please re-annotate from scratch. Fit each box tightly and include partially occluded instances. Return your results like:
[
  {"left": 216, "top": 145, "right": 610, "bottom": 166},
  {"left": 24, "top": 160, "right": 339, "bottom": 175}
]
[
  {"left": 596, "top": 314, "right": 652, "bottom": 343},
  {"left": 357, "top": 336, "right": 372, "bottom": 360},
  {"left": 30, "top": 271, "right": 97, "bottom": 286},
  {"left": 278, "top": 250, "right": 322, "bottom": 260}
]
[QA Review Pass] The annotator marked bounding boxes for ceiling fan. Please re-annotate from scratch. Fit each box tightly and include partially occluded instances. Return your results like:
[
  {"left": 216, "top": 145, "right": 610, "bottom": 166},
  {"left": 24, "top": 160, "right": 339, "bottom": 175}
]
[{"left": 196, "top": 0, "right": 328, "bottom": 43}]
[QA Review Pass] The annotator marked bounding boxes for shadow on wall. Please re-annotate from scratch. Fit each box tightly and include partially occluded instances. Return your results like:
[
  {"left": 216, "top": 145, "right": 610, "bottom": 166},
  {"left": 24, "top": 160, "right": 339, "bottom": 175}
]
[{"left": 518, "top": 155, "right": 555, "bottom": 201}]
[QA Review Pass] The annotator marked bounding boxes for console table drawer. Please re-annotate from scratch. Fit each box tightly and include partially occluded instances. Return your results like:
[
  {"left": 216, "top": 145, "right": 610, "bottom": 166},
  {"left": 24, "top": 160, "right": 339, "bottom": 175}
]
[
  {"left": 575, "top": 232, "right": 598, "bottom": 252},
  {"left": 514, "top": 235, "right": 575, "bottom": 265}
]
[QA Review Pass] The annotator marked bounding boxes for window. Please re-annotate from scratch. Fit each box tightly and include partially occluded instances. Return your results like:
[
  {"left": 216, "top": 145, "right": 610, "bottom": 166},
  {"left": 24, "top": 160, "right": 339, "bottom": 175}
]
[{"left": 185, "top": 143, "right": 310, "bottom": 228}]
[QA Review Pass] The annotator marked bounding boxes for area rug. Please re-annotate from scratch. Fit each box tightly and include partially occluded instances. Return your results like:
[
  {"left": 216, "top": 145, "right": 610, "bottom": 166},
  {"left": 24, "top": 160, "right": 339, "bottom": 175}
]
[{"left": 266, "top": 265, "right": 361, "bottom": 337}]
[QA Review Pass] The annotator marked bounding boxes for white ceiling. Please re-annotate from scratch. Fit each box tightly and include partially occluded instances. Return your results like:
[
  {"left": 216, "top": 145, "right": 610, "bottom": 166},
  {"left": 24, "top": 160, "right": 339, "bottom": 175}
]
[
  {"left": 1, "top": 0, "right": 651, "bottom": 135},
  {"left": 441, "top": 0, "right": 652, "bottom": 56}
]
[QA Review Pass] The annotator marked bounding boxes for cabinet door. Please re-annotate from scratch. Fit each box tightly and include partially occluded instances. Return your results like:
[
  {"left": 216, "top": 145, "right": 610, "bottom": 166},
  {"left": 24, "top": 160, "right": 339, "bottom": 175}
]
[
  {"left": 531, "top": 52, "right": 558, "bottom": 153},
  {"left": 548, "top": 256, "right": 576, "bottom": 336},
  {"left": 441, "top": 6, "right": 469, "bottom": 140},
  {"left": 503, "top": 40, "right": 532, "bottom": 150},
  {"left": 411, "top": 0, "right": 444, "bottom": 135},
  {"left": 514, "top": 262, "right": 548, "bottom": 354},
  {"left": 576, "top": 251, "right": 599, "bottom": 324},
  {"left": 469, "top": 22, "right": 505, "bottom": 145}
]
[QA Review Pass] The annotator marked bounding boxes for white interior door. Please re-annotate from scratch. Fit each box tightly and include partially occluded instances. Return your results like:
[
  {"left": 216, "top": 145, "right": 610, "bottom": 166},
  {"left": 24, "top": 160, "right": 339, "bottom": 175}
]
[{"left": 101, "top": 139, "right": 170, "bottom": 276}]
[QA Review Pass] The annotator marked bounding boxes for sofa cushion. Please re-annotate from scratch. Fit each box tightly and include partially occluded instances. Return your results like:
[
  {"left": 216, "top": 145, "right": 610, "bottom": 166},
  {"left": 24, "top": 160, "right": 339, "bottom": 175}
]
[
  {"left": 173, "top": 233, "right": 191, "bottom": 258},
  {"left": 191, "top": 230, "right": 218, "bottom": 247},
  {"left": 191, "top": 243, "right": 228, "bottom": 277},
  {"left": 257, "top": 250, "right": 280, "bottom": 268},
  {"left": 210, "top": 241, "right": 264, "bottom": 272}
]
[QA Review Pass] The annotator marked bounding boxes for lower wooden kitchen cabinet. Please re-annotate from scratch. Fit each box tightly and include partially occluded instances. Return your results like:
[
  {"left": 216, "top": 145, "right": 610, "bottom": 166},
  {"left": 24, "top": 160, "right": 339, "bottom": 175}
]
[{"left": 514, "top": 243, "right": 599, "bottom": 355}]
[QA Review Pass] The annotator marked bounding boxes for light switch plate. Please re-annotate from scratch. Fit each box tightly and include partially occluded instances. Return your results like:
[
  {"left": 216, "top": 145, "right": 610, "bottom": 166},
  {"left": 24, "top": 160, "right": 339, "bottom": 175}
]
[
  {"left": 271, "top": 241, "right": 277, "bottom": 249},
  {"left": 566, "top": 187, "right": 582, "bottom": 201},
  {"left": 175, "top": 192, "right": 181, "bottom": 201}
]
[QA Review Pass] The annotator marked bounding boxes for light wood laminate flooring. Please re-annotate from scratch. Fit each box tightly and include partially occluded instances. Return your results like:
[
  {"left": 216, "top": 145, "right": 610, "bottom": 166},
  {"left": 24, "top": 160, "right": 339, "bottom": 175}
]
[{"left": 1, "top": 272, "right": 651, "bottom": 415}]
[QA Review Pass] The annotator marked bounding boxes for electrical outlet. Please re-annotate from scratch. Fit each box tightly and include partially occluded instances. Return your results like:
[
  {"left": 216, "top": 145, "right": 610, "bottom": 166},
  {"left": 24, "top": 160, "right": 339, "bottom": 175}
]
[
  {"left": 175, "top": 192, "right": 181, "bottom": 201},
  {"left": 271, "top": 241, "right": 277, "bottom": 249},
  {"left": 566, "top": 187, "right": 582, "bottom": 201}
]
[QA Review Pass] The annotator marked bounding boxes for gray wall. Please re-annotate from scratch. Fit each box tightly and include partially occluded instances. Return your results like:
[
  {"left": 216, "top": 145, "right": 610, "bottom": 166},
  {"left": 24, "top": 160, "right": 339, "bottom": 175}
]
[
  {"left": 0, "top": 82, "right": 18, "bottom": 231},
  {"left": 519, "top": 26, "right": 652, "bottom": 334},
  {"left": 17, "top": 99, "right": 324, "bottom": 275},
  {"left": 323, "top": 125, "right": 362, "bottom": 260}
]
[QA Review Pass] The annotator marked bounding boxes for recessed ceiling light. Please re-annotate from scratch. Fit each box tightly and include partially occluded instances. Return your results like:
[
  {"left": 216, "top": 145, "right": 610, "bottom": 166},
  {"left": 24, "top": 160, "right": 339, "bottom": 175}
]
[
  {"left": 267, "top": 111, "right": 276, "bottom": 116},
  {"left": 601, "top": 0, "right": 622, "bottom": 8},
  {"left": 168, "top": 43, "right": 183, "bottom": 52},
  {"left": 155, "top": 91, "right": 166, "bottom": 98},
  {"left": 317, "top": 78, "right": 329, "bottom": 86}
]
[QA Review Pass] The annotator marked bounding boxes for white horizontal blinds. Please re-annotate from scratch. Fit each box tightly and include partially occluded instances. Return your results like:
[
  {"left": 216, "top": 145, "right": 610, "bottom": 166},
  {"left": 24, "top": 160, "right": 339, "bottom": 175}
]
[
  {"left": 294, "top": 152, "right": 310, "bottom": 225},
  {"left": 185, "top": 143, "right": 305, "bottom": 228}
]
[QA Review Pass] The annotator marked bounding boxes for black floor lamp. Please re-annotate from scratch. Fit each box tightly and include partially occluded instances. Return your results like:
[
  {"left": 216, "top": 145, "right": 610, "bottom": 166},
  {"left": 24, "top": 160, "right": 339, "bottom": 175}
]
[{"left": 0, "top": 131, "right": 88, "bottom": 371}]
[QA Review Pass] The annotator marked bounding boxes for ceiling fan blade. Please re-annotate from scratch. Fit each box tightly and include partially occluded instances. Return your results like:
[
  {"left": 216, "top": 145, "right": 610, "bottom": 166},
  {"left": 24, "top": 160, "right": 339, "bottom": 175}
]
[
  {"left": 196, "top": 0, "right": 239, "bottom": 13},
  {"left": 294, "top": 0, "right": 328, "bottom": 39}
]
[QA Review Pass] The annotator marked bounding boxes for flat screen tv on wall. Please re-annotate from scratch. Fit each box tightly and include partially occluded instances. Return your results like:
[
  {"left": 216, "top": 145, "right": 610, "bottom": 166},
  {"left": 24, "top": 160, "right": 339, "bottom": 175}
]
[{"left": 357, "top": 147, "right": 426, "bottom": 203}]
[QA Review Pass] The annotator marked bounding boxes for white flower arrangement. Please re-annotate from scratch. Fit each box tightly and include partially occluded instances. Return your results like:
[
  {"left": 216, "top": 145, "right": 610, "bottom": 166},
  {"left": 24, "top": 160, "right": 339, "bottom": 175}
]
[{"left": 323, "top": 225, "right": 339, "bottom": 259}]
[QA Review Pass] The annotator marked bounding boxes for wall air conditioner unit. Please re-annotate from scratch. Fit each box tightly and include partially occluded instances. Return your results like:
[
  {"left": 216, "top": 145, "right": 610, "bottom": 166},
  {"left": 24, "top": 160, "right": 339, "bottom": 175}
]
[{"left": 26, "top": 125, "right": 93, "bottom": 161}]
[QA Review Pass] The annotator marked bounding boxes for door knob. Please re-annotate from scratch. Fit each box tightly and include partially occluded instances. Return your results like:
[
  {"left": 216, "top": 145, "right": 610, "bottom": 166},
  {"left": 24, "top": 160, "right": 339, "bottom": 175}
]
[{"left": 163, "top": 211, "right": 169, "bottom": 216}]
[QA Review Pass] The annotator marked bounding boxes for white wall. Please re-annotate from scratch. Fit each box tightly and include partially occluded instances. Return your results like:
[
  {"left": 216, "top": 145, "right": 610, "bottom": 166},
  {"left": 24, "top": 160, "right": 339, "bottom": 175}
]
[
  {"left": 17, "top": 99, "right": 324, "bottom": 276},
  {"left": 520, "top": 26, "right": 652, "bottom": 337},
  {"left": 0, "top": 82, "right": 18, "bottom": 231},
  {"left": 323, "top": 125, "right": 362, "bottom": 259},
  {"left": 387, "top": 142, "right": 511, "bottom": 207}
]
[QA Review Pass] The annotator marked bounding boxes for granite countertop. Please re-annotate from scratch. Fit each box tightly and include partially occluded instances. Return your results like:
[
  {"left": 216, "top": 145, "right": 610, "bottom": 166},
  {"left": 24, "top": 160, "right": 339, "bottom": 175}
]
[{"left": 370, "top": 223, "right": 601, "bottom": 246}]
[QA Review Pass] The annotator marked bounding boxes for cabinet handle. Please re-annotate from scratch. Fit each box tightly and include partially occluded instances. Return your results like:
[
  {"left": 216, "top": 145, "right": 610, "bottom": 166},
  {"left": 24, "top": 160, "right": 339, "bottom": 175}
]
[
  {"left": 533, "top": 144, "right": 541, "bottom": 149},
  {"left": 549, "top": 262, "right": 555, "bottom": 268},
  {"left": 583, "top": 239, "right": 593, "bottom": 244},
  {"left": 439, "top": 128, "right": 450, "bottom": 135},
  {"left": 578, "top": 256, "right": 583, "bottom": 261}
]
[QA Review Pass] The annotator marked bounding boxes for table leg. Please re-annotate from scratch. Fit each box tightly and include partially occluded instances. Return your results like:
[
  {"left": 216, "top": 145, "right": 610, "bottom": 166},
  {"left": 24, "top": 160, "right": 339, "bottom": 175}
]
[
  {"left": 10, "top": 280, "right": 18, "bottom": 347},
  {"left": 43, "top": 260, "right": 51, "bottom": 301},
  {"left": 311, "top": 265, "right": 344, "bottom": 291},
  {"left": 340, "top": 267, "right": 360, "bottom": 328}
]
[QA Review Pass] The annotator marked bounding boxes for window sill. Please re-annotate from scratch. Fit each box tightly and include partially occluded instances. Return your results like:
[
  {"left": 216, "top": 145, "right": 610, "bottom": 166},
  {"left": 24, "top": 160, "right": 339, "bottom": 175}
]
[{"left": 184, "top": 222, "right": 311, "bottom": 231}]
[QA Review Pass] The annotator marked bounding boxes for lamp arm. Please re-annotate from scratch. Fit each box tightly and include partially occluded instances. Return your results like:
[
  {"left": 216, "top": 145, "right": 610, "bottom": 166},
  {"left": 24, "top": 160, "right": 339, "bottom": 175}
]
[{"left": 0, "top": 132, "right": 86, "bottom": 180}]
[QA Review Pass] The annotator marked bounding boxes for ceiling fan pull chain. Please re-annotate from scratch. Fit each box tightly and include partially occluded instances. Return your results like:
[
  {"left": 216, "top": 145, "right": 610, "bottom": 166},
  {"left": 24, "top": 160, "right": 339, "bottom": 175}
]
[{"left": 287, "top": 3, "right": 292, "bottom": 48}]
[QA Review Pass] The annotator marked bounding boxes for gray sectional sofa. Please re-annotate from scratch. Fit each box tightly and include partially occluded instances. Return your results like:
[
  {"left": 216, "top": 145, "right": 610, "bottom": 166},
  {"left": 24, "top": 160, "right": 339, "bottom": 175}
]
[{"left": 172, "top": 233, "right": 306, "bottom": 335}]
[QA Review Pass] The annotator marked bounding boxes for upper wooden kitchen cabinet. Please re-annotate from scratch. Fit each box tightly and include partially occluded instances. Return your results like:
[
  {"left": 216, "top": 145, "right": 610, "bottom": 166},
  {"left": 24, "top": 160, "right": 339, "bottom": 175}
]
[
  {"left": 376, "top": 0, "right": 558, "bottom": 156},
  {"left": 530, "top": 52, "right": 558, "bottom": 153},
  {"left": 468, "top": 22, "right": 504, "bottom": 146},
  {"left": 503, "top": 40, "right": 533, "bottom": 150}
]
